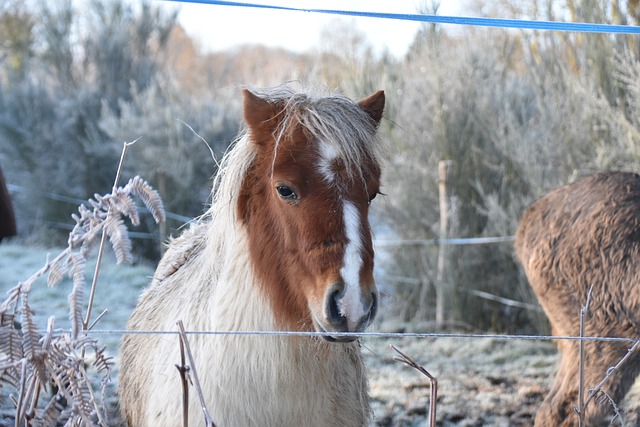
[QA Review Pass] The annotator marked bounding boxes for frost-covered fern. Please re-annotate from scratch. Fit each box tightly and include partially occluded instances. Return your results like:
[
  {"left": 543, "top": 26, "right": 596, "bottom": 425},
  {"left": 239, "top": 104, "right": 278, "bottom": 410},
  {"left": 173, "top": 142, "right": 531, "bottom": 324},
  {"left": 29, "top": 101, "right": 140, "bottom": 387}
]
[{"left": 0, "top": 170, "right": 164, "bottom": 426}]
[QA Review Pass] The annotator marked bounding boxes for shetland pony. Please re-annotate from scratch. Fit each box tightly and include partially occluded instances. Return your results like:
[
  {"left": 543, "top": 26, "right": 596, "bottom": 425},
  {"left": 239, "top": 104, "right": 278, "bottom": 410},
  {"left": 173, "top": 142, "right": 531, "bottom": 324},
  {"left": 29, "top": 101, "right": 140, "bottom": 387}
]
[
  {"left": 119, "top": 86, "right": 385, "bottom": 426},
  {"left": 515, "top": 172, "right": 640, "bottom": 426}
]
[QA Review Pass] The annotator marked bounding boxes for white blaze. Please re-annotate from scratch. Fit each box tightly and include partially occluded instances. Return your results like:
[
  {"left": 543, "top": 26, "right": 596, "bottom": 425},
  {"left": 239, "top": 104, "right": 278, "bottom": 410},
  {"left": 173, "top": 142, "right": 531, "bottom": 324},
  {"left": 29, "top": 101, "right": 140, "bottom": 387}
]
[
  {"left": 318, "top": 142, "right": 339, "bottom": 183},
  {"left": 319, "top": 140, "right": 368, "bottom": 324},
  {"left": 339, "top": 201, "right": 365, "bottom": 321}
]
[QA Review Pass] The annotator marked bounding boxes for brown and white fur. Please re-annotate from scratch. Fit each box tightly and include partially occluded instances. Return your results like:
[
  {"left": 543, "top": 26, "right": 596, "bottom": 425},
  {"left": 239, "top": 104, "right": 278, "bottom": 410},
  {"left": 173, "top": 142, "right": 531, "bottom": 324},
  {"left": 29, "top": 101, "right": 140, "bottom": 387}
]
[
  {"left": 515, "top": 172, "right": 640, "bottom": 426},
  {"left": 118, "top": 86, "right": 385, "bottom": 426}
]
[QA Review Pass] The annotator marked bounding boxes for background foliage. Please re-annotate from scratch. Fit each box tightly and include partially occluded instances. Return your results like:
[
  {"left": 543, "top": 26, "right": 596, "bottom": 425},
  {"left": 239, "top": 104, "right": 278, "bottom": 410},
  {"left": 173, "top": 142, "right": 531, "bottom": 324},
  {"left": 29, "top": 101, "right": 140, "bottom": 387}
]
[{"left": 1, "top": 0, "right": 640, "bottom": 333}]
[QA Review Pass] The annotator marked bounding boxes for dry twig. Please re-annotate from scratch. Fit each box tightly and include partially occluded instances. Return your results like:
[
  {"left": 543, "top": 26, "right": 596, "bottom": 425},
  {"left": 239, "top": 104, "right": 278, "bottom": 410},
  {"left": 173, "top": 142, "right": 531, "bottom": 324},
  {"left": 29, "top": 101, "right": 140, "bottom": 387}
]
[
  {"left": 576, "top": 284, "right": 593, "bottom": 426},
  {"left": 391, "top": 345, "right": 437, "bottom": 427},
  {"left": 83, "top": 140, "right": 138, "bottom": 337},
  {"left": 176, "top": 321, "right": 217, "bottom": 427},
  {"left": 176, "top": 326, "right": 190, "bottom": 427},
  {"left": 575, "top": 284, "right": 639, "bottom": 425}
]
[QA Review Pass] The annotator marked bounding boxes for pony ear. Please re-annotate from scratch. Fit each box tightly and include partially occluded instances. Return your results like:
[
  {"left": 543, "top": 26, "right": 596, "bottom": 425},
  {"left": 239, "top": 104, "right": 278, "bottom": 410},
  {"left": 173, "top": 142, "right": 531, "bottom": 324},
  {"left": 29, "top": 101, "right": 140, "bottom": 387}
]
[
  {"left": 357, "top": 90, "right": 385, "bottom": 126},
  {"left": 243, "top": 89, "right": 280, "bottom": 132}
]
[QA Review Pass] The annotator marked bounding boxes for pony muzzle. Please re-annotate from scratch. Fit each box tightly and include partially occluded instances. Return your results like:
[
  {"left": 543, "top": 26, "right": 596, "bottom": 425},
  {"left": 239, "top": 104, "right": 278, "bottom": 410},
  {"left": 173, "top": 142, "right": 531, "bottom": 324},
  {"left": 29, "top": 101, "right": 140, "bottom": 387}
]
[{"left": 315, "top": 283, "right": 378, "bottom": 342}]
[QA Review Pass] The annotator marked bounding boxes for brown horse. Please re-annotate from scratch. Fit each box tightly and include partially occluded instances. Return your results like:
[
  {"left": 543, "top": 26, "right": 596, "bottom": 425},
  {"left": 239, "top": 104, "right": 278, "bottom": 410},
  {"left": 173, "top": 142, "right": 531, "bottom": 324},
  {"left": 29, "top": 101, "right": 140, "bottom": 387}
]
[
  {"left": 515, "top": 172, "right": 640, "bottom": 426},
  {"left": 0, "top": 164, "right": 16, "bottom": 242},
  {"left": 119, "top": 86, "right": 385, "bottom": 426}
]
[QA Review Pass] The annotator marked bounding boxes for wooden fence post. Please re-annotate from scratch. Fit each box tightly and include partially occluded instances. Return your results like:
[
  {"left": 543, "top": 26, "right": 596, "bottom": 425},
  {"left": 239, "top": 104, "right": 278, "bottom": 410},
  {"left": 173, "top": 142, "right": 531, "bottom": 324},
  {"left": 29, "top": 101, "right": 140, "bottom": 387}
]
[{"left": 436, "top": 160, "right": 454, "bottom": 327}]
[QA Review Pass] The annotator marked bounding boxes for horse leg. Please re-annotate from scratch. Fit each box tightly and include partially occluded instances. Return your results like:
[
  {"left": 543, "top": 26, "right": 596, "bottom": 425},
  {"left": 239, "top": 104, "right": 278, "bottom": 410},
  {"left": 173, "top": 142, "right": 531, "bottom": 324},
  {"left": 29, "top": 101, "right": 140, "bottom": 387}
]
[
  {"left": 534, "top": 339, "right": 581, "bottom": 427},
  {"left": 581, "top": 340, "right": 640, "bottom": 425},
  {"left": 535, "top": 339, "right": 640, "bottom": 426}
]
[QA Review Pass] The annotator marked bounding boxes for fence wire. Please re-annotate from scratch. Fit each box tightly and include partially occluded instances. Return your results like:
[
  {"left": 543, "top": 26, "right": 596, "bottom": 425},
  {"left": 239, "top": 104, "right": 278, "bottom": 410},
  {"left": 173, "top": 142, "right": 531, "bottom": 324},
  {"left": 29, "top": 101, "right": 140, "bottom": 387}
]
[{"left": 86, "top": 328, "right": 638, "bottom": 344}]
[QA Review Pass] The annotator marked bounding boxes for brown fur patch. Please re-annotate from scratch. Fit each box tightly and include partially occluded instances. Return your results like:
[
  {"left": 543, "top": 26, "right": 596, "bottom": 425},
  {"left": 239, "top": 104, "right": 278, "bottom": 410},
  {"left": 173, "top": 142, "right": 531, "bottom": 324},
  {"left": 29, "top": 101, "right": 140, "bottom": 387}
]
[
  {"left": 515, "top": 172, "right": 640, "bottom": 426},
  {"left": 238, "top": 88, "right": 383, "bottom": 331}
]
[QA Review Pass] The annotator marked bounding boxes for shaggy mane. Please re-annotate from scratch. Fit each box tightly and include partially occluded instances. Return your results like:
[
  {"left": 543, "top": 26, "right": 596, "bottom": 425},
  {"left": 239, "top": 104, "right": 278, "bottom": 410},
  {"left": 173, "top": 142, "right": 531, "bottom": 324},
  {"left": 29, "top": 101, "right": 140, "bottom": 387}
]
[{"left": 250, "top": 85, "right": 382, "bottom": 180}]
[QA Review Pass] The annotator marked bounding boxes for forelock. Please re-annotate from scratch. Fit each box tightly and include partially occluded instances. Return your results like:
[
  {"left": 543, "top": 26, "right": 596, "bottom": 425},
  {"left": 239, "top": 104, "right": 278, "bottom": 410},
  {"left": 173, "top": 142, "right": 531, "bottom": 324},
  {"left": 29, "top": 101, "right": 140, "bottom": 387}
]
[{"left": 249, "top": 85, "right": 382, "bottom": 178}]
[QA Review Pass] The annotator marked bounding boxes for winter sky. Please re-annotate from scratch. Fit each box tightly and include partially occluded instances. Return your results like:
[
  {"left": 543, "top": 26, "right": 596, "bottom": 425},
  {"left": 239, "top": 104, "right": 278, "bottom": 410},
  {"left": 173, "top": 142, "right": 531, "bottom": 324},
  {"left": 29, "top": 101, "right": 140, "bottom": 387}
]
[{"left": 162, "top": 0, "right": 466, "bottom": 56}]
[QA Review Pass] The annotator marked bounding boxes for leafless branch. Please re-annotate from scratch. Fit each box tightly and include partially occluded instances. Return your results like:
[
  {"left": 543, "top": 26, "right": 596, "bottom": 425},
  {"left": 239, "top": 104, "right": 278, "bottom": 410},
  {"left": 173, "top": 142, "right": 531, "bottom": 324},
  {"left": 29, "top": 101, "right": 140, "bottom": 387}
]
[
  {"left": 177, "top": 320, "right": 217, "bottom": 427},
  {"left": 83, "top": 139, "right": 138, "bottom": 337},
  {"left": 176, "top": 326, "right": 190, "bottom": 427},
  {"left": 391, "top": 345, "right": 437, "bottom": 427},
  {"left": 576, "top": 284, "right": 593, "bottom": 426},
  {"left": 575, "top": 284, "right": 639, "bottom": 425}
]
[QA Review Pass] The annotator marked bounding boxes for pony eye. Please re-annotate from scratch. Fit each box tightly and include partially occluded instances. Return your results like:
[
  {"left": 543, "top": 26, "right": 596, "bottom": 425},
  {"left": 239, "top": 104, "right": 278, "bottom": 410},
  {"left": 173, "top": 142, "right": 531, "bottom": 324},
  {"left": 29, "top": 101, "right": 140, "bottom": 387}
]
[
  {"left": 276, "top": 185, "right": 297, "bottom": 201},
  {"left": 368, "top": 191, "right": 379, "bottom": 203}
]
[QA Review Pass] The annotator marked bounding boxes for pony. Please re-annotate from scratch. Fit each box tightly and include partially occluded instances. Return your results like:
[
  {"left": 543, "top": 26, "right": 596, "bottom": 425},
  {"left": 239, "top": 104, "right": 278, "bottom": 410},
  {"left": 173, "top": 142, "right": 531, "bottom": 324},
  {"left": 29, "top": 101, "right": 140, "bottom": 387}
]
[
  {"left": 515, "top": 172, "right": 640, "bottom": 426},
  {"left": 118, "top": 85, "right": 385, "bottom": 426}
]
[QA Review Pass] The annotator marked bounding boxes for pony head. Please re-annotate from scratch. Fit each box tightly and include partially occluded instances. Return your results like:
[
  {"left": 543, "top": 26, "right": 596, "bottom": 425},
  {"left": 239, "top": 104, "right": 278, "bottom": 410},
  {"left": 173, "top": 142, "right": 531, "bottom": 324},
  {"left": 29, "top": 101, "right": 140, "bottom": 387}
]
[{"left": 238, "top": 86, "right": 385, "bottom": 342}]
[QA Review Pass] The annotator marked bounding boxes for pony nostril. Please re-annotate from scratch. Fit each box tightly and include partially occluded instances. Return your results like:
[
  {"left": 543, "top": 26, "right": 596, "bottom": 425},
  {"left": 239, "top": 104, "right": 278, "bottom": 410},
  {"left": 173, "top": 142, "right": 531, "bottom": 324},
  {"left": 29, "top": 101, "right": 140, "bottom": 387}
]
[
  {"left": 328, "top": 289, "right": 342, "bottom": 322},
  {"left": 326, "top": 287, "right": 345, "bottom": 326},
  {"left": 324, "top": 286, "right": 378, "bottom": 332}
]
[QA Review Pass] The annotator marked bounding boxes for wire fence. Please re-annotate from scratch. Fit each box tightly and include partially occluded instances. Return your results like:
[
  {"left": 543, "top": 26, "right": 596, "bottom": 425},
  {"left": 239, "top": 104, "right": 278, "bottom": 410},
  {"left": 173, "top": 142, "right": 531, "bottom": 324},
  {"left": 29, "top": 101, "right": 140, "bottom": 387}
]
[
  {"left": 8, "top": 181, "right": 630, "bottom": 345},
  {"left": 88, "top": 328, "right": 638, "bottom": 344},
  {"left": 8, "top": 182, "right": 533, "bottom": 313},
  {"left": 7, "top": 183, "right": 193, "bottom": 240},
  {"left": 8, "top": 182, "right": 516, "bottom": 245}
]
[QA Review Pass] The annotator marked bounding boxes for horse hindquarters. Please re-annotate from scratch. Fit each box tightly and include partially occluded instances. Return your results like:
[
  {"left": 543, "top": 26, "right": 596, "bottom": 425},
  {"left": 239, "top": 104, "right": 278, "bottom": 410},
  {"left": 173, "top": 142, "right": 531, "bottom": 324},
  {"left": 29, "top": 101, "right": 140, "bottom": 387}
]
[{"left": 515, "top": 172, "right": 640, "bottom": 426}]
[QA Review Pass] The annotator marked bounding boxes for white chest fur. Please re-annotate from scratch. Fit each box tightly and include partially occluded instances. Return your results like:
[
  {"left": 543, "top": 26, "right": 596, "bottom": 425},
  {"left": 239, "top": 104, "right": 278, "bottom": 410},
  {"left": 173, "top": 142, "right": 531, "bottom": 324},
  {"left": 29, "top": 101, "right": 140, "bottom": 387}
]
[{"left": 139, "top": 228, "right": 370, "bottom": 427}]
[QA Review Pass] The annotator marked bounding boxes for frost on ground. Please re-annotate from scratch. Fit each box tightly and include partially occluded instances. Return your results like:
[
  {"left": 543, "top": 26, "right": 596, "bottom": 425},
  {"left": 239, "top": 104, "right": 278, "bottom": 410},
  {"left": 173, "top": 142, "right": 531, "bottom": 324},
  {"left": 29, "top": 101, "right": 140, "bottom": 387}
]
[
  {"left": 364, "top": 329, "right": 640, "bottom": 426},
  {"left": 364, "top": 334, "right": 556, "bottom": 426},
  {"left": 2, "top": 243, "right": 640, "bottom": 426}
]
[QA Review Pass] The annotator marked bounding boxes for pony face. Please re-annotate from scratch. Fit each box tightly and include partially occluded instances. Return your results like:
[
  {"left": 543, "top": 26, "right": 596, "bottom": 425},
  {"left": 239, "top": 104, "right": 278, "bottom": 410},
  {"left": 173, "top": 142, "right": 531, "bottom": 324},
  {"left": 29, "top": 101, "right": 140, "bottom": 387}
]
[{"left": 238, "top": 88, "right": 385, "bottom": 341}]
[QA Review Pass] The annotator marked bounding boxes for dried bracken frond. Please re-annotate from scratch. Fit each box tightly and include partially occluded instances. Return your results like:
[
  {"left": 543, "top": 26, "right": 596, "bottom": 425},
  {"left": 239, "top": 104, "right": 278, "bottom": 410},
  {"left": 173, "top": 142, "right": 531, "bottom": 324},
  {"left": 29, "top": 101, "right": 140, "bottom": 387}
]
[
  {"left": 45, "top": 332, "right": 111, "bottom": 427},
  {"left": 68, "top": 254, "right": 86, "bottom": 339},
  {"left": 0, "top": 161, "right": 163, "bottom": 425},
  {"left": 0, "top": 313, "right": 23, "bottom": 364},
  {"left": 104, "top": 214, "right": 132, "bottom": 264},
  {"left": 48, "top": 257, "right": 69, "bottom": 287},
  {"left": 0, "top": 315, "right": 22, "bottom": 391},
  {"left": 49, "top": 353, "right": 96, "bottom": 424},
  {"left": 32, "top": 394, "right": 66, "bottom": 427},
  {"left": 0, "top": 365, "right": 20, "bottom": 397},
  {"left": 19, "top": 292, "right": 40, "bottom": 364},
  {"left": 20, "top": 296, "right": 48, "bottom": 393},
  {"left": 77, "top": 225, "right": 100, "bottom": 262},
  {"left": 0, "top": 285, "right": 21, "bottom": 313},
  {"left": 125, "top": 175, "right": 166, "bottom": 224},
  {"left": 76, "top": 339, "right": 114, "bottom": 411},
  {"left": 109, "top": 191, "right": 140, "bottom": 226},
  {"left": 66, "top": 175, "right": 163, "bottom": 266},
  {"left": 92, "top": 348, "right": 112, "bottom": 377}
]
